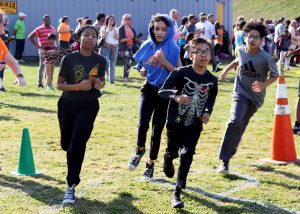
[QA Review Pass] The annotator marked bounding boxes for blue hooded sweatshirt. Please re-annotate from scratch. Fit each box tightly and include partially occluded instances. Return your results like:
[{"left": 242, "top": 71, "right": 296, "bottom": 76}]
[{"left": 134, "top": 14, "right": 180, "bottom": 88}]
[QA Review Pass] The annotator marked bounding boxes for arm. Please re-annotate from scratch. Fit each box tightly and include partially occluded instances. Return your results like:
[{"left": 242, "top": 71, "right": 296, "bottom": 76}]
[
  {"left": 57, "top": 76, "right": 92, "bottom": 91},
  {"left": 219, "top": 59, "right": 239, "bottom": 80},
  {"left": 252, "top": 76, "right": 278, "bottom": 92},
  {"left": 158, "top": 70, "right": 180, "bottom": 100},
  {"left": 4, "top": 52, "right": 26, "bottom": 86},
  {"left": 155, "top": 49, "right": 179, "bottom": 72},
  {"left": 202, "top": 79, "right": 218, "bottom": 123},
  {"left": 28, "top": 31, "right": 41, "bottom": 49}
]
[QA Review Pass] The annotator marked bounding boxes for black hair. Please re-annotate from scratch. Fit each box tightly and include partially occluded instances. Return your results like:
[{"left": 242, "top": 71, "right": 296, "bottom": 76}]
[
  {"left": 181, "top": 16, "right": 188, "bottom": 26},
  {"left": 149, "top": 15, "right": 170, "bottom": 43},
  {"left": 105, "top": 15, "right": 115, "bottom": 27},
  {"left": 189, "top": 36, "right": 210, "bottom": 49},
  {"left": 96, "top": 12, "right": 105, "bottom": 21},
  {"left": 186, "top": 32, "right": 195, "bottom": 43},
  {"left": 76, "top": 25, "right": 99, "bottom": 41},
  {"left": 47, "top": 33, "right": 56, "bottom": 40},
  {"left": 188, "top": 14, "right": 195, "bottom": 20},
  {"left": 237, "top": 20, "right": 246, "bottom": 30},
  {"left": 43, "top": 15, "right": 50, "bottom": 20},
  {"left": 82, "top": 18, "right": 93, "bottom": 26},
  {"left": 243, "top": 21, "right": 268, "bottom": 38}
]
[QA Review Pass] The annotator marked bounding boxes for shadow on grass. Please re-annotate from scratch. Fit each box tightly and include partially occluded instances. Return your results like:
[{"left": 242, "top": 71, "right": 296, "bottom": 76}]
[
  {"left": 0, "top": 116, "right": 21, "bottom": 122},
  {"left": 154, "top": 179, "right": 292, "bottom": 214},
  {"left": 0, "top": 174, "right": 143, "bottom": 213},
  {"left": 251, "top": 165, "right": 300, "bottom": 180},
  {"left": 0, "top": 102, "right": 56, "bottom": 114},
  {"left": 19, "top": 92, "right": 60, "bottom": 98}
]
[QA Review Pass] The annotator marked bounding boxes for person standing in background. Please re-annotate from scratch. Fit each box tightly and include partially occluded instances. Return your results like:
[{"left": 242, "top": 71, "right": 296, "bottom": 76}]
[
  {"left": 57, "top": 16, "right": 72, "bottom": 49},
  {"left": 28, "top": 15, "right": 56, "bottom": 88},
  {"left": 93, "top": 12, "right": 105, "bottom": 34},
  {"left": 14, "top": 12, "right": 26, "bottom": 62}
]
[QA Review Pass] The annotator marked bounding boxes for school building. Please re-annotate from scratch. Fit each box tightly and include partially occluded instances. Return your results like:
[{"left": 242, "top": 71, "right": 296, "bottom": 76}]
[{"left": 1, "top": 0, "right": 233, "bottom": 57}]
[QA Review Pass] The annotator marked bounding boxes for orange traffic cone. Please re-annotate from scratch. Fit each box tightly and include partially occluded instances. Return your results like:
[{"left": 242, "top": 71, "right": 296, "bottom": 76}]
[{"left": 262, "top": 75, "right": 299, "bottom": 164}]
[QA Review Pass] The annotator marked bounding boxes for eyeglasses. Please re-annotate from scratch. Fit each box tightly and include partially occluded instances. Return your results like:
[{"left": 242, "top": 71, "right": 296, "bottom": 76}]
[
  {"left": 192, "top": 49, "right": 211, "bottom": 56},
  {"left": 246, "top": 34, "right": 261, "bottom": 40}
]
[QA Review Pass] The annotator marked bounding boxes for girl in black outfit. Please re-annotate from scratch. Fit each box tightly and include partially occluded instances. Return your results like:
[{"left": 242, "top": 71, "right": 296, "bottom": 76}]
[{"left": 57, "top": 25, "right": 106, "bottom": 205}]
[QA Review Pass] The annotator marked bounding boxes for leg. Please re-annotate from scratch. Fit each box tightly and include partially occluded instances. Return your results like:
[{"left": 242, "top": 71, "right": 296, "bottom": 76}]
[
  {"left": 218, "top": 93, "right": 257, "bottom": 162},
  {"left": 38, "top": 51, "right": 45, "bottom": 86},
  {"left": 57, "top": 97, "right": 75, "bottom": 152},
  {"left": 66, "top": 100, "right": 99, "bottom": 186},
  {"left": 19, "top": 39, "right": 25, "bottom": 59},
  {"left": 109, "top": 47, "right": 117, "bottom": 83},
  {"left": 293, "top": 80, "right": 300, "bottom": 134},
  {"left": 149, "top": 95, "right": 168, "bottom": 161},
  {"left": 176, "top": 126, "right": 201, "bottom": 189},
  {"left": 136, "top": 85, "right": 155, "bottom": 149}
]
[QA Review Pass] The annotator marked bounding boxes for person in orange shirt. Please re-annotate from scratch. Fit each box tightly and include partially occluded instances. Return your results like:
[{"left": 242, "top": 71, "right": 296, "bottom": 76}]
[
  {"left": 57, "top": 16, "right": 72, "bottom": 49},
  {"left": 0, "top": 12, "right": 26, "bottom": 90}
]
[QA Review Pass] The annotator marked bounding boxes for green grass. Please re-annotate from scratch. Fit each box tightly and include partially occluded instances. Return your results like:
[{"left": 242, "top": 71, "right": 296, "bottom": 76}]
[
  {"left": 0, "top": 60, "right": 299, "bottom": 213},
  {"left": 233, "top": 0, "right": 300, "bottom": 21}
]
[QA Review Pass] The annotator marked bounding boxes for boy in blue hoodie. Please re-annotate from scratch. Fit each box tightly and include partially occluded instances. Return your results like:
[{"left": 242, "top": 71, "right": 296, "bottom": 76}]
[{"left": 127, "top": 14, "right": 181, "bottom": 182}]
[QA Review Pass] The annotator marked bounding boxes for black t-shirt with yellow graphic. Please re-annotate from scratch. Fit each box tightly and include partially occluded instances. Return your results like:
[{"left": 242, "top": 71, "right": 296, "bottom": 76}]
[{"left": 59, "top": 51, "right": 106, "bottom": 102}]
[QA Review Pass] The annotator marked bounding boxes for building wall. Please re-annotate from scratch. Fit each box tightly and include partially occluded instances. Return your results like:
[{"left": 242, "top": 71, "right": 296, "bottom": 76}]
[{"left": 3, "top": 0, "right": 232, "bottom": 56}]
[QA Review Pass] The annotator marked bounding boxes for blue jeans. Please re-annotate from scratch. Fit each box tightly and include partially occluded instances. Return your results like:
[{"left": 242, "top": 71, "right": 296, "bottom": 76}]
[
  {"left": 38, "top": 50, "right": 45, "bottom": 85},
  {"left": 218, "top": 93, "right": 258, "bottom": 161},
  {"left": 100, "top": 46, "right": 118, "bottom": 83}
]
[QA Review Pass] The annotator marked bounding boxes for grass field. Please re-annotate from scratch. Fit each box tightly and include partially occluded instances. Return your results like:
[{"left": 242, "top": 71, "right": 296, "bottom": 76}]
[
  {"left": 233, "top": 0, "right": 300, "bottom": 21},
  {"left": 0, "top": 60, "right": 299, "bottom": 214}
]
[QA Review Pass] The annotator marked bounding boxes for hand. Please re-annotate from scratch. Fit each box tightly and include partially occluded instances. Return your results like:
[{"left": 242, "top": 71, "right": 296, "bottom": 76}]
[
  {"left": 140, "top": 68, "right": 146, "bottom": 77},
  {"left": 15, "top": 76, "right": 27, "bottom": 86},
  {"left": 201, "top": 113, "right": 210, "bottom": 124},
  {"left": 94, "top": 78, "right": 105, "bottom": 90},
  {"left": 218, "top": 70, "right": 228, "bottom": 81},
  {"left": 252, "top": 81, "right": 266, "bottom": 92},
  {"left": 154, "top": 48, "right": 166, "bottom": 64},
  {"left": 78, "top": 79, "right": 92, "bottom": 91},
  {"left": 175, "top": 95, "right": 190, "bottom": 105}
]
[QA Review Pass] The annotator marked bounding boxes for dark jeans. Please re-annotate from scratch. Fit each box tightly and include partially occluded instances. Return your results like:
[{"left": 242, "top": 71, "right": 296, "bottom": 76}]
[
  {"left": 15, "top": 39, "right": 25, "bottom": 60},
  {"left": 58, "top": 97, "right": 99, "bottom": 186},
  {"left": 166, "top": 123, "right": 202, "bottom": 189},
  {"left": 136, "top": 81, "right": 169, "bottom": 160},
  {"left": 59, "top": 40, "right": 70, "bottom": 49},
  {"left": 0, "top": 68, "right": 4, "bottom": 79},
  {"left": 218, "top": 93, "right": 257, "bottom": 162}
]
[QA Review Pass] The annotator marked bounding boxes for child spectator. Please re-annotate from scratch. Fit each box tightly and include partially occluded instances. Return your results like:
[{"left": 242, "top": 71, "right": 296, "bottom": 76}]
[
  {"left": 183, "top": 32, "right": 195, "bottom": 65},
  {"left": 44, "top": 33, "right": 57, "bottom": 90},
  {"left": 159, "top": 37, "right": 218, "bottom": 208},
  {"left": 277, "top": 29, "right": 291, "bottom": 71}
]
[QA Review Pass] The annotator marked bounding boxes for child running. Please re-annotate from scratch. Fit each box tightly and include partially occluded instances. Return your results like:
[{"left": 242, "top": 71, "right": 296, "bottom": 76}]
[
  {"left": 57, "top": 25, "right": 106, "bottom": 204},
  {"left": 217, "top": 21, "right": 279, "bottom": 174},
  {"left": 158, "top": 37, "right": 218, "bottom": 208}
]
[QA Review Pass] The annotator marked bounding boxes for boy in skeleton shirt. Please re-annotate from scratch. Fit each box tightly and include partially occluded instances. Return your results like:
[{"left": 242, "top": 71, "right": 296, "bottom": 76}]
[{"left": 158, "top": 37, "right": 218, "bottom": 208}]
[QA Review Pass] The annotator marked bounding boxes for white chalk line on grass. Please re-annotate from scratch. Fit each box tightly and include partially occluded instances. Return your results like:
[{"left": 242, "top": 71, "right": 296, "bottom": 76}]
[{"left": 152, "top": 173, "right": 299, "bottom": 214}]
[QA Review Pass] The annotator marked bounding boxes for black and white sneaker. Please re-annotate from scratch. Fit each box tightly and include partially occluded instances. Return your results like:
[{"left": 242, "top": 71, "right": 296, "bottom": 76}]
[
  {"left": 293, "top": 123, "right": 300, "bottom": 135},
  {"left": 163, "top": 152, "right": 175, "bottom": 178},
  {"left": 171, "top": 191, "right": 184, "bottom": 208},
  {"left": 141, "top": 162, "right": 154, "bottom": 182},
  {"left": 128, "top": 148, "right": 145, "bottom": 170},
  {"left": 217, "top": 161, "right": 229, "bottom": 174},
  {"left": 63, "top": 184, "right": 76, "bottom": 204}
]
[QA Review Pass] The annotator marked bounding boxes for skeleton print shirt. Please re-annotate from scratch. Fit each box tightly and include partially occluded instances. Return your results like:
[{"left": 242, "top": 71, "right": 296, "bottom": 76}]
[{"left": 159, "top": 65, "right": 218, "bottom": 127}]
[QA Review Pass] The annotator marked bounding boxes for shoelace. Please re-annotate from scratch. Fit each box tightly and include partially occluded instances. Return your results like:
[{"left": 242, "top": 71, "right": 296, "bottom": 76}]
[
  {"left": 64, "top": 186, "right": 75, "bottom": 199},
  {"left": 130, "top": 154, "right": 141, "bottom": 166},
  {"left": 144, "top": 166, "right": 154, "bottom": 177}
]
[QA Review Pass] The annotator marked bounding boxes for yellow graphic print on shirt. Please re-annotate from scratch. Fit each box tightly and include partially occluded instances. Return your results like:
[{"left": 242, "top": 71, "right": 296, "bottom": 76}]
[
  {"left": 88, "top": 64, "right": 98, "bottom": 84},
  {"left": 73, "top": 64, "right": 84, "bottom": 83}
]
